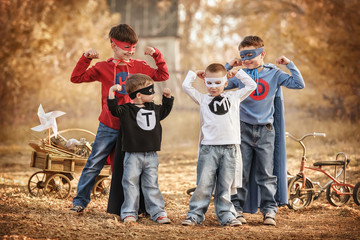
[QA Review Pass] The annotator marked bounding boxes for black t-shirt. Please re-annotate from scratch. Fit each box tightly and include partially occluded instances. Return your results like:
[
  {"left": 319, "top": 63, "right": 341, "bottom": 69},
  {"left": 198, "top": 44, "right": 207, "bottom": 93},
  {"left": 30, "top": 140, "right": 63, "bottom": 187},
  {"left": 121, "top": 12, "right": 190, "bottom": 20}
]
[{"left": 107, "top": 96, "right": 174, "bottom": 152}]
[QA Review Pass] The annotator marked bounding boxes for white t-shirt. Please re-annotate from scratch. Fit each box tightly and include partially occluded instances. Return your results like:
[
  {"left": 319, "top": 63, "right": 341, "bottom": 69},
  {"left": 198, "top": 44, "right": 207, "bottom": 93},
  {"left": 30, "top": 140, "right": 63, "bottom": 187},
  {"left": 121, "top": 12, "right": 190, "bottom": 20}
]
[{"left": 182, "top": 70, "right": 257, "bottom": 145}]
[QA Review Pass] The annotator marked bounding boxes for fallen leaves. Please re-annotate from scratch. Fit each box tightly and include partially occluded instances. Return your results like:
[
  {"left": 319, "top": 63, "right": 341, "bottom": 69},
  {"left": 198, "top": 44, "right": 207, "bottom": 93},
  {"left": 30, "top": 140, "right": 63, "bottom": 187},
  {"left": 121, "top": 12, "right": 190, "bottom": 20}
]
[{"left": 0, "top": 150, "right": 359, "bottom": 240}]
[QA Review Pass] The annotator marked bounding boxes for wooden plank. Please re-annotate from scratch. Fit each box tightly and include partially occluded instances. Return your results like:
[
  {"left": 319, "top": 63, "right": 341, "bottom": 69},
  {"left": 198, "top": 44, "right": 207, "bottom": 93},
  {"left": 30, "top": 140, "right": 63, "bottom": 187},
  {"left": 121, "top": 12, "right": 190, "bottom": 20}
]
[
  {"left": 31, "top": 152, "right": 49, "bottom": 169},
  {"left": 30, "top": 151, "right": 35, "bottom": 167},
  {"left": 71, "top": 160, "right": 75, "bottom": 172},
  {"left": 47, "top": 159, "right": 52, "bottom": 170}
]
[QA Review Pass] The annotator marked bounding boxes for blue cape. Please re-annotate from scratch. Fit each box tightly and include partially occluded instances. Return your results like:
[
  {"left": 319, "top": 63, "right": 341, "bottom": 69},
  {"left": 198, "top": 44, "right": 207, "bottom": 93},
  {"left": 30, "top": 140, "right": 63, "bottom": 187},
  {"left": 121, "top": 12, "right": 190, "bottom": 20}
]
[{"left": 243, "top": 87, "right": 288, "bottom": 213}]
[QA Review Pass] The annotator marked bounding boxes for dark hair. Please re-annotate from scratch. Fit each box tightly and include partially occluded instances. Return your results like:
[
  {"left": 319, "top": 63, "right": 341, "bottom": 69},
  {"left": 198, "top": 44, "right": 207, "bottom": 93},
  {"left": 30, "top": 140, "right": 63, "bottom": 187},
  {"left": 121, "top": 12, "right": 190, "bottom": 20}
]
[
  {"left": 205, "top": 63, "right": 227, "bottom": 76},
  {"left": 238, "top": 36, "right": 264, "bottom": 50},
  {"left": 125, "top": 74, "right": 154, "bottom": 94},
  {"left": 109, "top": 24, "right": 138, "bottom": 44}
]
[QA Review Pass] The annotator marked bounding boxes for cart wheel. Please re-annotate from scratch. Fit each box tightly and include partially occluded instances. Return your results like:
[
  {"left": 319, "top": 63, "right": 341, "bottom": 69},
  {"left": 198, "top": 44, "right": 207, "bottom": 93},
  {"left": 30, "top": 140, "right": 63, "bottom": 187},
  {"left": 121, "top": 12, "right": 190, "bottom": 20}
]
[
  {"left": 44, "top": 173, "right": 72, "bottom": 199},
  {"left": 186, "top": 187, "right": 196, "bottom": 196},
  {"left": 288, "top": 175, "right": 314, "bottom": 210},
  {"left": 28, "top": 171, "right": 47, "bottom": 197},
  {"left": 353, "top": 182, "right": 360, "bottom": 205},
  {"left": 326, "top": 183, "right": 351, "bottom": 207},
  {"left": 92, "top": 177, "right": 111, "bottom": 199}
]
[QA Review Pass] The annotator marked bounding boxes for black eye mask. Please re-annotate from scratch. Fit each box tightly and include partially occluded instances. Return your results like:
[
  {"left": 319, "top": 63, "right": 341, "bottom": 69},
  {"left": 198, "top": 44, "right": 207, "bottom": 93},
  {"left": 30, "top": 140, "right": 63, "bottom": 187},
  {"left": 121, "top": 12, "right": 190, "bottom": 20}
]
[{"left": 129, "top": 84, "right": 155, "bottom": 99}]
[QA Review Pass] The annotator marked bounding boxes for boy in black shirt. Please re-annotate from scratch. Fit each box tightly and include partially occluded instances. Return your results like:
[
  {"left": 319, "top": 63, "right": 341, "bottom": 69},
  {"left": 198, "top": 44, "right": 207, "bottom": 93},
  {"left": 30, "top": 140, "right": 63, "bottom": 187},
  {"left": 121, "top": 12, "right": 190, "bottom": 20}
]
[{"left": 107, "top": 74, "right": 174, "bottom": 224}]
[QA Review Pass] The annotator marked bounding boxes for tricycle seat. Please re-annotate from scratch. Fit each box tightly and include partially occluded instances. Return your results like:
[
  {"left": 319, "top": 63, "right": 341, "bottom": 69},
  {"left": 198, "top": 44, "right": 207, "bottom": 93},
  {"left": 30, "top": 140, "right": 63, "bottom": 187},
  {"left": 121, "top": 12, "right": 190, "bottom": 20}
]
[{"left": 313, "top": 161, "right": 345, "bottom": 167}]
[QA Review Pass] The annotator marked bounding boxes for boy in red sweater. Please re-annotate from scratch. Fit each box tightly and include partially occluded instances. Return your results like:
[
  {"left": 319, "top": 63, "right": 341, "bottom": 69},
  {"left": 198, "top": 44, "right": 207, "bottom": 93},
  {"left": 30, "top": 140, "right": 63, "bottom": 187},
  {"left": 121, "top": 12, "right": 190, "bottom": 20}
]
[{"left": 70, "top": 24, "right": 169, "bottom": 213}]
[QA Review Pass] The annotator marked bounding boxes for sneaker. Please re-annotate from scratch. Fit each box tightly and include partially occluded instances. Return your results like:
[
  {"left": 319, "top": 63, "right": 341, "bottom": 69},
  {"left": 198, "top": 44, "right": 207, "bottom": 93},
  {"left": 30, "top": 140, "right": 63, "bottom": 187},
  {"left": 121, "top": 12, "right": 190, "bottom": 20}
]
[
  {"left": 263, "top": 213, "right": 276, "bottom": 226},
  {"left": 123, "top": 215, "right": 137, "bottom": 223},
  {"left": 225, "top": 218, "right": 242, "bottom": 227},
  {"left": 70, "top": 205, "right": 84, "bottom": 213},
  {"left": 182, "top": 217, "right": 197, "bottom": 226},
  {"left": 156, "top": 216, "right": 171, "bottom": 224},
  {"left": 236, "top": 211, "right": 247, "bottom": 224}
]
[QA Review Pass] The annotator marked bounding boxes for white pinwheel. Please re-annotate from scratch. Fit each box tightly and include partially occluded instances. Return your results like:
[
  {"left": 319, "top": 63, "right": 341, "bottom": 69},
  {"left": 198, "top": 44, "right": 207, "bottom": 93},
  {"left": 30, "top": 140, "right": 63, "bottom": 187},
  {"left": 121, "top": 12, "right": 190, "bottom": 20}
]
[{"left": 31, "top": 104, "right": 65, "bottom": 137}]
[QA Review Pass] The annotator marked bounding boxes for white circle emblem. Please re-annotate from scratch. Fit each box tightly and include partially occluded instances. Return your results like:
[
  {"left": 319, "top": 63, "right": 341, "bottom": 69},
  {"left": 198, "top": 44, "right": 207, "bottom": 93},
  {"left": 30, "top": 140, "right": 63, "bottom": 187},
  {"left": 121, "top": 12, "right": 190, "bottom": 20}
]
[{"left": 136, "top": 109, "right": 156, "bottom": 130}]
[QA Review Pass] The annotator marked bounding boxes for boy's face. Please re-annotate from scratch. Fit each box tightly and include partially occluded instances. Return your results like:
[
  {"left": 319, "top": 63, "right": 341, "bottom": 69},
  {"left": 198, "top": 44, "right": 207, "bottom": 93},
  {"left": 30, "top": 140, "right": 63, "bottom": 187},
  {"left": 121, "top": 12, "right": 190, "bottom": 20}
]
[
  {"left": 205, "top": 71, "right": 228, "bottom": 97},
  {"left": 138, "top": 81, "right": 155, "bottom": 103},
  {"left": 111, "top": 41, "right": 136, "bottom": 61},
  {"left": 239, "top": 46, "right": 265, "bottom": 69}
]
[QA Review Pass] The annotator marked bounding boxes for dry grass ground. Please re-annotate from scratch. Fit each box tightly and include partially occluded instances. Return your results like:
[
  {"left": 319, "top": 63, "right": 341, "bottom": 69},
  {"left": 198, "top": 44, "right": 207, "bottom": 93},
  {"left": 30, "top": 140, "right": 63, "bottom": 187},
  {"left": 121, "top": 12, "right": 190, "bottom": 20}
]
[{"left": 0, "top": 146, "right": 359, "bottom": 240}]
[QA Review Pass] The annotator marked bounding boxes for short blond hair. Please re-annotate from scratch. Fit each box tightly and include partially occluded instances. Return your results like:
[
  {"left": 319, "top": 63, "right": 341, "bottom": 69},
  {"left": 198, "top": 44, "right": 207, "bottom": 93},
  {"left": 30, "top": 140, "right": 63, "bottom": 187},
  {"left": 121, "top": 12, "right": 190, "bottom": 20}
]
[{"left": 125, "top": 74, "right": 154, "bottom": 94}]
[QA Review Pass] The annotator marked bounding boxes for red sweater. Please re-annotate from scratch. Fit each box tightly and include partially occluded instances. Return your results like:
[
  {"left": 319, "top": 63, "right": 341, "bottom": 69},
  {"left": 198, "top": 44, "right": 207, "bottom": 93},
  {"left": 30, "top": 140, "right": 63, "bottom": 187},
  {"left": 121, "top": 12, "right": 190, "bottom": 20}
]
[{"left": 70, "top": 48, "right": 169, "bottom": 130}]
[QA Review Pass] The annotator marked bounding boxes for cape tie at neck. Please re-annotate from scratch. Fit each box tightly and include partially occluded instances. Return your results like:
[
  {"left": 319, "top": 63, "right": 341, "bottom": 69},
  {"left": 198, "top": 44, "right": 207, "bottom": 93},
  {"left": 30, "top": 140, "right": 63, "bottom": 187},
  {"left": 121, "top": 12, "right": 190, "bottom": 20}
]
[
  {"left": 245, "top": 65, "right": 263, "bottom": 96},
  {"left": 112, "top": 59, "right": 134, "bottom": 85}
]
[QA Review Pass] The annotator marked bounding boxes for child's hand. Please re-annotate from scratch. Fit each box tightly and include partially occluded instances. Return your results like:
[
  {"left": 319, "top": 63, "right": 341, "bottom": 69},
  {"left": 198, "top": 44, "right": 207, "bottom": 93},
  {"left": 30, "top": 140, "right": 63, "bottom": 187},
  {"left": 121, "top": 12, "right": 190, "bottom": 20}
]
[
  {"left": 196, "top": 70, "right": 205, "bottom": 80},
  {"left": 108, "top": 84, "right": 122, "bottom": 99},
  {"left": 275, "top": 56, "right": 290, "bottom": 65},
  {"left": 227, "top": 69, "right": 238, "bottom": 79},
  {"left": 229, "top": 57, "right": 242, "bottom": 67},
  {"left": 144, "top": 47, "right": 156, "bottom": 56},
  {"left": 110, "top": 84, "right": 122, "bottom": 92},
  {"left": 163, "top": 88, "right": 172, "bottom": 98},
  {"left": 84, "top": 49, "right": 99, "bottom": 59}
]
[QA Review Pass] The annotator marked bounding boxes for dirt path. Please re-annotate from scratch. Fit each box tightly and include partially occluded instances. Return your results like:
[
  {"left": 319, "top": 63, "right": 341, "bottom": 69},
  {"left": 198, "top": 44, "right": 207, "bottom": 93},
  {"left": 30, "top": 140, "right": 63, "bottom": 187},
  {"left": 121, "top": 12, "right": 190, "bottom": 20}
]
[{"left": 0, "top": 149, "right": 359, "bottom": 240}]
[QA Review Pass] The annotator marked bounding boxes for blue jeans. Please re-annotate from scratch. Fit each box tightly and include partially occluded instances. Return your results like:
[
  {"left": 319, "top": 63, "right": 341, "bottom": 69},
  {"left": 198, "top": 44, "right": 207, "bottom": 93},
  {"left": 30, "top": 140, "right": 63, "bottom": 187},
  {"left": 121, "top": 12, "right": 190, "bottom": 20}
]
[
  {"left": 231, "top": 121, "right": 277, "bottom": 216},
  {"left": 73, "top": 122, "right": 118, "bottom": 208},
  {"left": 187, "top": 145, "right": 237, "bottom": 225},
  {"left": 121, "top": 152, "right": 167, "bottom": 221}
]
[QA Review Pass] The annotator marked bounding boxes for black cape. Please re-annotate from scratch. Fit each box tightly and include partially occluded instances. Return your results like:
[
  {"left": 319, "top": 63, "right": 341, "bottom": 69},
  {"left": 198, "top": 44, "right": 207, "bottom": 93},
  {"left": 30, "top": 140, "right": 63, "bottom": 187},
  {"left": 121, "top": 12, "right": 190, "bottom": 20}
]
[{"left": 106, "top": 128, "right": 146, "bottom": 215}]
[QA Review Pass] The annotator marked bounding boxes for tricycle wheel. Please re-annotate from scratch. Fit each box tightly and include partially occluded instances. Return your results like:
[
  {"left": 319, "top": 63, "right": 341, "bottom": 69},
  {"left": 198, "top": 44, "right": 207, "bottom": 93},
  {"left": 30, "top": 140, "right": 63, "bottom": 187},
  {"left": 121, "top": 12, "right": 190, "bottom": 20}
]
[
  {"left": 28, "top": 171, "right": 47, "bottom": 197},
  {"left": 352, "top": 182, "right": 360, "bottom": 205},
  {"left": 288, "top": 175, "right": 314, "bottom": 210},
  {"left": 326, "top": 183, "right": 350, "bottom": 207},
  {"left": 92, "top": 177, "right": 111, "bottom": 199},
  {"left": 44, "top": 173, "right": 72, "bottom": 199}
]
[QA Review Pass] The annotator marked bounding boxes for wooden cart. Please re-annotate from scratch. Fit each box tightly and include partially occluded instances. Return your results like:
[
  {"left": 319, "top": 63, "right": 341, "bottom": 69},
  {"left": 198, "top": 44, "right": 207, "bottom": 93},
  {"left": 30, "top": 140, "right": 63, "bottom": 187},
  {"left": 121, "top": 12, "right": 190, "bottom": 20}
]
[{"left": 28, "top": 128, "right": 111, "bottom": 199}]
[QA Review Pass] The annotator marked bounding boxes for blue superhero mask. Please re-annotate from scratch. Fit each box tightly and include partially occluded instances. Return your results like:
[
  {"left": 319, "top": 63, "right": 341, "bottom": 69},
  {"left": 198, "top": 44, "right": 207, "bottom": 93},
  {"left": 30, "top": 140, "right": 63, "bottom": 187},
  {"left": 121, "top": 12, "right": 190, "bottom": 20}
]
[{"left": 239, "top": 47, "right": 264, "bottom": 61}]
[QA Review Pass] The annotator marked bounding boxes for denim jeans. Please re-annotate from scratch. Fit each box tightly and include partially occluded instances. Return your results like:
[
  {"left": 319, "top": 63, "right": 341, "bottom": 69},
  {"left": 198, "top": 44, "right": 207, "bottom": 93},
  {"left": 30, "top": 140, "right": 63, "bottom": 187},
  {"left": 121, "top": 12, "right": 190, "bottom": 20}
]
[
  {"left": 231, "top": 121, "right": 277, "bottom": 216},
  {"left": 73, "top": 122, "right": 118, "bottom": 208},
  {"left": 187, "top": 145, "right": 237, "bottom": 225},
  {"left": 121, "top": 152, "right": 167, "bottom": 221}
]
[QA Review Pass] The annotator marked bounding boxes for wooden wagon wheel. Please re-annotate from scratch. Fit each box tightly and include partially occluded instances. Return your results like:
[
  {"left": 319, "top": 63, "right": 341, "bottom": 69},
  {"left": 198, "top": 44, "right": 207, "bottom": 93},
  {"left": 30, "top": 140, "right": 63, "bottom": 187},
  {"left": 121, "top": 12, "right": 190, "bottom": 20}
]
[
  {"left": 92, "top": 177, "right": 111, "bottom": 199},
  {"left": 28, "top": 171, "right": 47, "bottom": 197},
  {"left": 44, "top": 173, "right": 72, "bottom": 199}
]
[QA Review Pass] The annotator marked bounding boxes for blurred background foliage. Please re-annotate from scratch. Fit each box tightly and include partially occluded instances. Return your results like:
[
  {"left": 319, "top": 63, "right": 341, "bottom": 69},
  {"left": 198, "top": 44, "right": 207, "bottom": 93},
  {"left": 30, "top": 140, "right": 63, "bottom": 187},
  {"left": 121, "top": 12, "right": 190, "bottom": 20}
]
[{"left": 0, "top": 0, "right": 359, "bottom": 154}]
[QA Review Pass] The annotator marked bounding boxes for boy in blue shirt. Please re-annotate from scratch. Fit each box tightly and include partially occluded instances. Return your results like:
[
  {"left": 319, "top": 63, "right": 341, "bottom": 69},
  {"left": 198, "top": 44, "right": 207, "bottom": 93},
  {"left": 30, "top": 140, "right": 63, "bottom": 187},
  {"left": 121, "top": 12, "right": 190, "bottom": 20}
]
[{"left": 225, "top": 36, "right": 305, "bottom": 226}]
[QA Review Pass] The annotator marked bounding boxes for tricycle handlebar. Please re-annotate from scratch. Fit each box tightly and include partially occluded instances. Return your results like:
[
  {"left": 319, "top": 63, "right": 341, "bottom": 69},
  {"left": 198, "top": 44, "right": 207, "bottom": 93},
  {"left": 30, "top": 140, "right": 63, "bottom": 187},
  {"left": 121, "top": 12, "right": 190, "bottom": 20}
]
[{"left": 286, "top": 132, "right": 326, "bottom": 142}]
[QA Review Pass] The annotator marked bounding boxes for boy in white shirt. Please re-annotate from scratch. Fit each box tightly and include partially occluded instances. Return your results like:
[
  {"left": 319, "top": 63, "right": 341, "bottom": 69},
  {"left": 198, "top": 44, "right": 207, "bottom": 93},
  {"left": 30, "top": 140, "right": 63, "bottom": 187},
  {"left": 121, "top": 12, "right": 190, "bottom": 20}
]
[{"left": 181, "top": 63, "right": 256, "bottom": 227}]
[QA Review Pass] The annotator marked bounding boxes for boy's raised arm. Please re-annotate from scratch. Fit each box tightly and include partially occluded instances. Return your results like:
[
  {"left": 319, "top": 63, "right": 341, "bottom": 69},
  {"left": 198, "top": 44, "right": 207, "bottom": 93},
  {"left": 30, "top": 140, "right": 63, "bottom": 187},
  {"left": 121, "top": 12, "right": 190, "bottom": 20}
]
[
  {"left": 145, "top": 47, "right": 169, "bottom": 82},
  {"left": 159, "top": 88, "right": 174, "bottom": 121},
  {"left": 233, "top": 69, "right": 257, "bottom": 101},
  {"left": 107, "top": 84, "right": 124, "bottom": 117},
  {"left": 182, "top": 71, "right": 202, "bottom": 105},
  {"left": 277, "top": 60, "right": 305, "bottom": 89},
  {"left": 70, "top": 50, "right": 100, "bottom": 84}
]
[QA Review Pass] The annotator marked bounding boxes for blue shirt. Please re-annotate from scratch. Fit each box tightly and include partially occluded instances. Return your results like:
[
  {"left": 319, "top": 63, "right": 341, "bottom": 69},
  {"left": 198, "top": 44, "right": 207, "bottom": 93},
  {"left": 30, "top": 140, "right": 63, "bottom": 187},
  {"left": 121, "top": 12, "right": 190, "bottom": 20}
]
[{"left": 225, "top": 62, "right": 305, "bottom": 125}]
